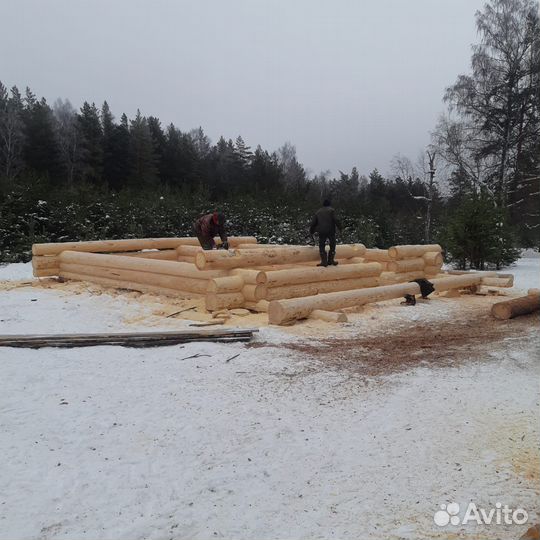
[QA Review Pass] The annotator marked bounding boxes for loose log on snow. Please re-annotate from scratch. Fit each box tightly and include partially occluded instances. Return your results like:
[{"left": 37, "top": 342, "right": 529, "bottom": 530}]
[
  {"left": 59, "top": 271, "right": 202, "bottom": 298},
  {"left": 59, "top": 263, "right": 209, "bottom": 294},
  {"left": 205, "top": 292, "right": 245, "bottom": 311},
  {"left": 309, "top": 310, "right": 348, "bottom": 323},
  {"left": 387, "top": 258, "right": 425, "bottom": 273},
  {"left": 265, "top": 262, "right": 381, "bottom": 288},
  {"left": 58, "top": 251, "right": 228, "bottom": 279},
  {"left": 195, "top": 244, "right": 365, "bottom": 270},
  {"left": 267, "top": 274, "right": 482, "bottom": 325},
  {"left": 528, "top": 288, "right": 540, "bottom": 295},
  {"left": 388, "top": 244, "right": 442, "bottom": 259},
  {"left": 491, "top": 293, "right": 540, "bottom": 320},
  {"left": 265, "top": 277, "right": 379, "bottom": 301}
]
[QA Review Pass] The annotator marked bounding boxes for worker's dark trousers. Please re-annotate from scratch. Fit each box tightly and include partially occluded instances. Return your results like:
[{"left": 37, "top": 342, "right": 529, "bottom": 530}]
[
  {"left": 195, "top": 233, "right": 216, "bottom": 250},
  {"left": 318, "top": 233, "right": 336, "bottom": 256}
]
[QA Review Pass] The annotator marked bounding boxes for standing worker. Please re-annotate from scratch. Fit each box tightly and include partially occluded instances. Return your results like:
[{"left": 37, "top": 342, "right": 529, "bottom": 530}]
[
  {"left": 309, "top": 199, "right": 341, "bottom": 266},
  {"left": 193, "top": 211, "right": 229, "bottom": 250}
]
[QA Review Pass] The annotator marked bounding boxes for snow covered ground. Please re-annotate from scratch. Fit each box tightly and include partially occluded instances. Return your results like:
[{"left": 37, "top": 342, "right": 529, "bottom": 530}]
[{"left": 0, "top": 256, "right": 538, "bottom": 539}]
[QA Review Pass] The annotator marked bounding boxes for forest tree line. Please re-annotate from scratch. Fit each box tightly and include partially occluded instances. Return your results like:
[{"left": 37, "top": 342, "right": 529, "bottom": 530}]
[{"left": 1, "top": 0, "right": 539, "bottom": 268}]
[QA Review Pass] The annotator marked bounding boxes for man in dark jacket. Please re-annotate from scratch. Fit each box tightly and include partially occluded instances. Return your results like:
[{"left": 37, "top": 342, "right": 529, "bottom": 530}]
[
  {"left": 309, "top": 199, "right": 341, "bottom": 266},
  {"left": 193, "top": 211, "right": 229, "bottom": 250}
]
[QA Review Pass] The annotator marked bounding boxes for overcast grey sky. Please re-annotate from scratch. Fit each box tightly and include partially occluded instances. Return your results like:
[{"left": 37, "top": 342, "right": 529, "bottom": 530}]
[{"left": 0, "top": 0, "right": 485, "bottom": 177}]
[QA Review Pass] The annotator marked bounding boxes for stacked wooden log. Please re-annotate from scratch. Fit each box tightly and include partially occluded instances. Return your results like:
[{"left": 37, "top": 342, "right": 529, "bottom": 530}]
[
  {"left": 31, "top": 238, "right": 515, "bottom": 326},
  {"left": 362, "top": 244, "right": 444, "bottom": 285}
]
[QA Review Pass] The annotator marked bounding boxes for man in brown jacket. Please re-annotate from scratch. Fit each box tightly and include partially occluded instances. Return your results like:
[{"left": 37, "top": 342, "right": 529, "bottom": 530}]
[{"left": 193, "top": 211, "right": 229, "bottom": 250}]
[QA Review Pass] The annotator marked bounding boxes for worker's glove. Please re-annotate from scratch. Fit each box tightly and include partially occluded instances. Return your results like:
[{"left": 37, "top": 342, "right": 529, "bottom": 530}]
[{"left": 221, "top": 241, "right": 229, "bottom": 250}]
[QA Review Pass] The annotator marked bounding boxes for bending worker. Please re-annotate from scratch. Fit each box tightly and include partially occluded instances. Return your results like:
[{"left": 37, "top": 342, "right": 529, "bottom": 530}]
[
  {"left": 309, "top": 199, "right": 341, "bottom": 266},
  {"left": 193, "top": 211, "right": 229, "bottom": 250}
]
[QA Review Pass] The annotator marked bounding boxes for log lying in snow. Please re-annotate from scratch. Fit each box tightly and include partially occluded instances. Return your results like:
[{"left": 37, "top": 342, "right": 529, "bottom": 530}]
[
  {"left": 267, "top": 274, "right": 482, "bottom": 325},
  {"left": 195, "top": 244, "right": 365, "bottom": 270},
  {"left": 265, "top": 262, "right": 381, "bottom": 287},
  {"left": 528, "top": 288, "right": 540, "bottom": 295},
  {"left": 0, "top": 328, "right": 258, "bottom": 348},
  {"left": 388, "top": 244, "right": 442, "bottom": 259},
  {"left": 491, "top": 293, "right": 540, "bottom": 320},
  {"left": 309, "top": 310, "right": 348, "bottom": 323}
]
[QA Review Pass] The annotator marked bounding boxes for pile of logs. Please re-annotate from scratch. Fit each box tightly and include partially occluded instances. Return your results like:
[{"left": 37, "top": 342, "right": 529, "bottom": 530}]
[{"left": 31, "top": 237, "right": 516, "bottom": 326}]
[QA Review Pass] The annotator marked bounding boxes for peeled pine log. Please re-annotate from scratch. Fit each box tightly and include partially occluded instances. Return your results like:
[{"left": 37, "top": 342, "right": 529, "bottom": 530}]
[
  {"left": 482, "top": 276, "right": 514, "bottom": 288},
  {"left": 242, "top": 284, "right": 267, "bottom": 302},
  {"left": 268, "top": 274, "right": 482, "bottom": 325},
  {"left": 59, "top": 263, "right": 209, "bottom": 294},
  {"left": 34, "top": 268, "right": 60, "bottom": 277},
  {"left": 32, "top": 256, "right": 59, "bottom": 271},
  {"left": 379, "top": 271, "right": 425, "bottom": 285},
  {"left": 177, "top": 256, "right": 196, "bottom": 264},
  {"left": 387, "top": 258, "right": 425, "bottom": 273},
  {"left": 59, "top": 251, "right": 228, "bottom": 279},
  {"left": 244, "top": 299, "right": 269, "bottom": 312},
  {"left": 423, "top": 252, "right": 444, "bottom": 266},
  {"left": 268, "top": 282, "right": 421, "bottom": 324},
  {"left": 121, "top": 249, "right": 179, "bottom": 261},
  {"left": 33, "top": 238, "right": 193, "bottom": 256},
  {"left": 195, "top": 244, "right": 365, "bottom": 270},
  {"left": 309, "top": 310, "right": 348, "bottom": 323},
  {"left": 388, "top": 244, "right": 442, "bottom": 259},
  {"left": 207, "top": 276, "right": 244, "bottom": 294},
  {"left": 176, "top": 245, "right": 203, "bottom": 256},
  {"left": 205, "top": 292, "right": 245, "bottom": 311},
  {"left": 265, "top": 262, "right": 381, "bottom": 288},
  {"left": 363, "top": 248, "right": 392, "bottom": 262},
  {"left": 491, "top": 293, "right": 540, "bottom": 320},
  {"left": 176, "top": 236, "right": 257, "bottom": 247},
  {"left": 229, "top": 268, "right": 267, "bottom": 284},
  {"left": 265, "top": 277, "right": 379, "bottom": 301},
  {"left": 528, "top": 288, "right": 540, "bottom": 295},
  {"left": 59, "top": 271, "right": 201, "bottom": 298}
]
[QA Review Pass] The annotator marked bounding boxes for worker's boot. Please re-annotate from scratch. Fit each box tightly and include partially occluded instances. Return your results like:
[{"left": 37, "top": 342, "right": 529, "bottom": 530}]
[
  {"left": 317, "top": 252, "right": 328, "bottom": 267},
  {"left": 328, "top": 251, "right": 338, "bottom": 266}
]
